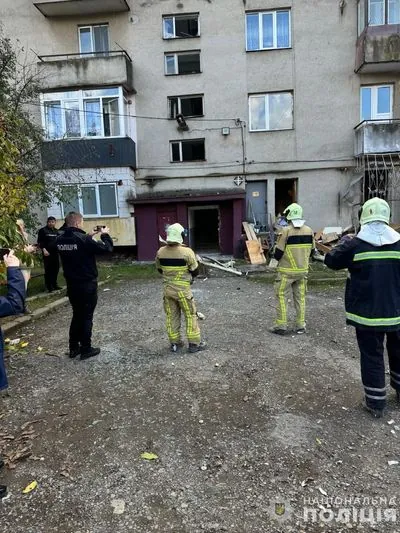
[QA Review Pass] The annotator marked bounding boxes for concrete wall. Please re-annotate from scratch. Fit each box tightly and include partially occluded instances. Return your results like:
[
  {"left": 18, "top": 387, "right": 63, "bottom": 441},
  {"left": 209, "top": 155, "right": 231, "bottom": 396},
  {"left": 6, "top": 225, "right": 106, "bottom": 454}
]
[
  {"left": 1, "top": 0, "right": 400, "bottom": 229},
  {"left": 38, "top": 53, "right": 134, "bottom": 91}
]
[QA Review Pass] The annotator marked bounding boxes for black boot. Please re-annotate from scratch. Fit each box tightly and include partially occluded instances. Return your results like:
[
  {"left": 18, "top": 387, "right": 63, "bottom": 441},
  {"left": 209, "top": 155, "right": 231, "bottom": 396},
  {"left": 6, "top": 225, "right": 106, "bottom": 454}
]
[
  {"left": 188, "top": 341, "right": 207, "bottom": 353},
  {"left": 69, "top": 346, "right": 80, "bottom": 359},
  {"left": 80, "top": 347, "right": 100, "bottom": 360},
  {"left": 0, "top": 485, "right": 7, "bottom": 499}
]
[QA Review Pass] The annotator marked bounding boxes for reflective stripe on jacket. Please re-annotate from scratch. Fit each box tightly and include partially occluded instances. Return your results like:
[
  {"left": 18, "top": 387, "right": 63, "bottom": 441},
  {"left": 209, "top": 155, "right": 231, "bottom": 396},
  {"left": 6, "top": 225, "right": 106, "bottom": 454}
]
[
  {"left": 325, "top": 237, "right": 400, "bottom": 331},
  {"left": 155, "top": 244, "right": 198, "bottom": 290},
  {"left": 274, "top": 224, "right": 314, "bottom": 275}
]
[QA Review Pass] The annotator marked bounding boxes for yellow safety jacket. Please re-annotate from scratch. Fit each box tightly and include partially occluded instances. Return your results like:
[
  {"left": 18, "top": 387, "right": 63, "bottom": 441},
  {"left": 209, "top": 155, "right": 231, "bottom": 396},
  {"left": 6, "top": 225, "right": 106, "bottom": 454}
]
[
  {"left": 274, "top": 223, "right": 314, "bottom": 276},
  {"left": 155, "top": 244, "right": 198, "bottom": 291}
]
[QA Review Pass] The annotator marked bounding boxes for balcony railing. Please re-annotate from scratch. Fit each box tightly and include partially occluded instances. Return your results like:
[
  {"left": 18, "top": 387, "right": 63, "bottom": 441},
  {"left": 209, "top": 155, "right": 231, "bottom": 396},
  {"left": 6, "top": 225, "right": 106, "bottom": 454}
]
[
  {"left": 37, "top": 50, "right": 134, "bottom": 92},
  {"left": 354, "top": 119, "right": 400, "bottom": 156},
  {"left": 355, "top": 24, "right": 400, "bottom": 73},
  {"left": 34, "top": 0, "right": 129, "bottom": 17}
]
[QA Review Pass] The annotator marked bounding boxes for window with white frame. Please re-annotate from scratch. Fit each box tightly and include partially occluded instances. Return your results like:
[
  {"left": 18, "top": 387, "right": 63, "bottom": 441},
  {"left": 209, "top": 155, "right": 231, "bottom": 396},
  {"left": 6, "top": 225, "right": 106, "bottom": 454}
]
[
  {"left": 249, "top": 92, "right": 293, "bottom": 132},
  {"left": 163, "top": 14, "right": 199, "bottom": 39},
  {"left": 170, "top": 139, "right": 205, "bottom": 162},
  {"left": 42, "top": 87, "right": 125, "bottom": 140},
  {"left": 61, "top": 184, "right": 118, "bottom": 217},
  {"left": 168, "top": 95, "right": 204, "bottom": 118},
  {"left": 359, "top": 0, "right": 400, "bottom": 30},
  {"left": 164, "top": 51, "right": 201, "bottom": 75},
  {"left": 246, "top": 10, "right": 291, "bottom": 51},
  {"left": 360, "top": 85, "right": 393, "bottom": 121},
  {"left": 79, "top": 24, "right": 109, "bottom": 54}
]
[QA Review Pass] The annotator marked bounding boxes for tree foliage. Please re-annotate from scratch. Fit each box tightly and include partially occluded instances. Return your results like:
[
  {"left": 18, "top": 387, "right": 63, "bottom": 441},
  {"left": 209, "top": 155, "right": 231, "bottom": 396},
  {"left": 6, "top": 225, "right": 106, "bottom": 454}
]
[{"left": 0, "top": 30, "right": 50, "bottom": 255}]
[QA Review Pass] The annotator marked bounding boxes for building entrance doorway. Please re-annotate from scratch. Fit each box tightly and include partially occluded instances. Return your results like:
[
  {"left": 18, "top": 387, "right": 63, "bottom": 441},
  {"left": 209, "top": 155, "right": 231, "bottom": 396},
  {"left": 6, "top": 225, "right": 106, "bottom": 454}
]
[
  {"left": 275, "top": 178, "right": 298, "bottom": 216},
  {"left": 188, "top": 206, "right": 220, "bottom": 252}
]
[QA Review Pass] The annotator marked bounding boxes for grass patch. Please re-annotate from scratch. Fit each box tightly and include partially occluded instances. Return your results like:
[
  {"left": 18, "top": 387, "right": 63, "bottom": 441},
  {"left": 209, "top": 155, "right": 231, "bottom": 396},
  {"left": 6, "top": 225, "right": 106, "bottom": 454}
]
[{"left": 0, "top": 262, "right": 158, "bottom": 315}]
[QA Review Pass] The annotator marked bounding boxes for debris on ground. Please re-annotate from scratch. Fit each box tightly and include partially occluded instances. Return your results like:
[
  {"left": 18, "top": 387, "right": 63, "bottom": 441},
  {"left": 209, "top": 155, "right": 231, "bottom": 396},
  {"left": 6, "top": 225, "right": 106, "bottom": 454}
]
[
  {"left": 22, "top": 480, "right": 38, "bottom": 494},
  {"left": 197, "top": 255, "right": 242, "bottom": 276},
  {"left": 242, "top": 222, "right": 267, "bottom": 265}
]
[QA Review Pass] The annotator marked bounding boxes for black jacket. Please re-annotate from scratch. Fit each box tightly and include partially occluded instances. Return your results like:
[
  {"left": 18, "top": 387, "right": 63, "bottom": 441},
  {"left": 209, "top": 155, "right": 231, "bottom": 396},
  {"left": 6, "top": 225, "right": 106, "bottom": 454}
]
[
  {"left": 56, "top": 228, "right": 113, "bottom": 286},
  {"left": 37, "top": 226, "right": 59, "bottom": 253},
  {"left": 0, "top": 267, "right": 26, "bottom": 390},
  {"left": 325, "top": 236, "right": 400, "bottom": 331}
]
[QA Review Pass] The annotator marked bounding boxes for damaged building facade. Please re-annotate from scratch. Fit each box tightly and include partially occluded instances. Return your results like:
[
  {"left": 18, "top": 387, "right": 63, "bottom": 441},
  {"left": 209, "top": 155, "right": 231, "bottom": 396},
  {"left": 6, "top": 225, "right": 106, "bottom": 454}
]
[{"left": 1, "top": 0, "right": 400, "bottom": 259}]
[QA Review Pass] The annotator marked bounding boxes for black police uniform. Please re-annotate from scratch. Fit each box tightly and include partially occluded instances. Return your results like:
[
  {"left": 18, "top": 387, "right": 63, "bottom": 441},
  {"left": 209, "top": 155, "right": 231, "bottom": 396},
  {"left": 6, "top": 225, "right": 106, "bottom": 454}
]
[
  {"left": 57, "top": 228, "right": 113, "bottom": 356},
  {"left": 37, "top": 225, "right": 60, "bottom": 292}
]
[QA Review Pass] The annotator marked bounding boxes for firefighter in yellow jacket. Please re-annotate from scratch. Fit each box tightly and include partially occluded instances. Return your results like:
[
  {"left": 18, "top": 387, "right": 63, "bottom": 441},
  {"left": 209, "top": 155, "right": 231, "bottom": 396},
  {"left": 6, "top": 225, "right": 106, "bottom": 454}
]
[
  {"left": 271, "top": 203, "right": 314, "bottom": 335},
  {"left": 156, "top": 223, "right": 206, "bottom": 353}
]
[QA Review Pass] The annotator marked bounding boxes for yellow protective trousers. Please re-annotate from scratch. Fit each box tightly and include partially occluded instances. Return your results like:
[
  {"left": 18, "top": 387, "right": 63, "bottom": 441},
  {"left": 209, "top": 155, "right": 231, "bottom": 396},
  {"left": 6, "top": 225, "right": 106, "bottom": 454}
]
[
  {"left": 274, "top": 274, "right": 307, "bottom": 330},
  {"left": 163, "top": 285, "right": 201, "bottom": 344}
]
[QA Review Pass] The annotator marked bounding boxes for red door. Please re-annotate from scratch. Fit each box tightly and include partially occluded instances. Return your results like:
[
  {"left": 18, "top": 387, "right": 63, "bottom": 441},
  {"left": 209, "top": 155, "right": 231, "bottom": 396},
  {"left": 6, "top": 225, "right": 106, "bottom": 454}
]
[{"left": 157, "top": 208, "right": 177, "bottom": 241}]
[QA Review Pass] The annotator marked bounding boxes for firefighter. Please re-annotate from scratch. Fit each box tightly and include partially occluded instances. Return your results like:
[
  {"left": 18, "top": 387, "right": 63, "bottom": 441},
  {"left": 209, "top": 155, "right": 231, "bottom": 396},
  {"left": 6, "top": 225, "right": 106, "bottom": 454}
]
[
  {"left": 325, "top": 198, "right": 400, "bottom": 418},
  {"left": 155, "top": 223, "right": 206, "bottom": 353},
  {"left": 271, "top": 203, "right": 314, "bottom": 335}
]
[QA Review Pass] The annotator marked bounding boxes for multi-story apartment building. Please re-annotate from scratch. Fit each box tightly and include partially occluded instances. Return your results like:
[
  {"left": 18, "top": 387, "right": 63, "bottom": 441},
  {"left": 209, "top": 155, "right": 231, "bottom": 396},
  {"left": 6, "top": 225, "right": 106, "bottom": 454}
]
[{"left": 1, "top": 0, "right": 400, "bottom": 260}]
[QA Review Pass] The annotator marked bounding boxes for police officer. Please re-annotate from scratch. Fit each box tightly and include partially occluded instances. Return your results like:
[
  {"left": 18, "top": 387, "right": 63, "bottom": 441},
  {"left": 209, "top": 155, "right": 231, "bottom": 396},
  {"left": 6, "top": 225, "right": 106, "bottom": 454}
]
[
  {"left": 325, "top": 198, "right": 400, "bottom": 418},
  {"left": 37, "top": 216, "right": 61, "bottom": 292},
  {"left": 155, "top": 223, "right": 206, "bottom": 353},
  {"left": 57, "top": 212, "right": 113, "bottom": 360},
  {"left": 271, "top": 203, "right": 314, "bottom": 335}
]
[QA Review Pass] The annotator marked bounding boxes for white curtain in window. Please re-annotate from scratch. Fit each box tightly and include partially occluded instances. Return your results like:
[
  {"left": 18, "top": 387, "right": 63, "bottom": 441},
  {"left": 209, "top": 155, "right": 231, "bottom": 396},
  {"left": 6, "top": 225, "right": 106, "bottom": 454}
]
[
  {"left": 389, "top": 0, "right": 400, "bottom": 22},
  {"left": 369, "top": 0, "right": 385, "bottom": 24},
  {"left": 85, "top": 100, "right": 102, "bottom": 136},
  {"left": 45, "top": 102, "right": 62, "bottom": 139},
  {"left": 93, "top": 25, "right": 109, "bottom": 53},
  {"left": 246, "top": 14, "right": 259, "bottom": 50},
  {"left": 64, "top": 101, "right": 80, "bottom": 138},
  {"left": 262, "top": 13, "right": 274, "bottom": 48},
  {"left": 277, "top": 11, "right": 290, "bottom": 48}
]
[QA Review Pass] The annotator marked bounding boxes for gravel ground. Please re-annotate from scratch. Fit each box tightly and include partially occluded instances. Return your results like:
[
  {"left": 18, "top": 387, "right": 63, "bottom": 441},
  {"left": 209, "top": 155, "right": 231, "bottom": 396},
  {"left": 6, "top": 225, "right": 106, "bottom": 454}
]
[{"left": 1, "top": 275, "right": 400, "bottom": 533}]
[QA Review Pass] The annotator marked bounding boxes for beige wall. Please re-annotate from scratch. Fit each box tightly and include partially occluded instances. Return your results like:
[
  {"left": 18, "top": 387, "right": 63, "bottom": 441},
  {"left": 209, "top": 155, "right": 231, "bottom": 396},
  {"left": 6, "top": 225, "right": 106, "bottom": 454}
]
[{"left": 1, "top": 0, "right": 400, "bottom": 226}]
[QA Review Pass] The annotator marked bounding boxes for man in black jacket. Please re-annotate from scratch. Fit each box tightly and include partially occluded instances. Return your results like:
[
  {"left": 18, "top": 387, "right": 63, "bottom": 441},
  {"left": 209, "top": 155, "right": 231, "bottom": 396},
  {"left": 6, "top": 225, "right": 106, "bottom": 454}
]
[
  {"left": 57, "top": 212, "right": 113, "bottom": 360},
  {"left": 37, "top": 216, "right": 61, "bottom": 292},
  {"left": 325, "top": 198, "right": 400, "bottom": 418}
]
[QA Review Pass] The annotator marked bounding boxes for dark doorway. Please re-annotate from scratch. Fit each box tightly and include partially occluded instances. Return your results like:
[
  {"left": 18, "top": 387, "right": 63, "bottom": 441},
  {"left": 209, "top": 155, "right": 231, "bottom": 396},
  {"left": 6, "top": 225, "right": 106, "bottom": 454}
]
[
  {"left": 275, "top": 178, "right": 298, "bottom": 216},
  {"left": 189, "top": 207, "right": 219, "bottom": 252}
]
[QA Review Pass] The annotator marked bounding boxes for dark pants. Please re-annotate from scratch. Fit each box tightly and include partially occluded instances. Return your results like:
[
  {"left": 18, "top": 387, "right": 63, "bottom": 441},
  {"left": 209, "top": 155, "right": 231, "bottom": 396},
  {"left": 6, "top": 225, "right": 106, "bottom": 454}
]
[
  {"left": 67, "top": 283, "right": 98, "bottom": 353},
  {"left": 43, "top": 253, "right": 59, "bottom": 291},
  {"left": 356, "top": 328, "right": 400, "bottom": 410}
]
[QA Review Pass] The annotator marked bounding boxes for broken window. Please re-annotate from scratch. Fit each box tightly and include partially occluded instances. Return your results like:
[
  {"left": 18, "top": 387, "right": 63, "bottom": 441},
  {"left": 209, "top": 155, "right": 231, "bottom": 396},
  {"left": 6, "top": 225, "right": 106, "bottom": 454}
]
[
  {"left": 168, "top": 95, "right": 204, "bottom": 118},
  {"left": 163, "top": 14, "right": 200, "bottom": 39},
  {"left": 165, "top": 52, "right": 201, "bottom": 75},
  {"left": 170, "top": 139, "right": 205, "bottom": 162}
]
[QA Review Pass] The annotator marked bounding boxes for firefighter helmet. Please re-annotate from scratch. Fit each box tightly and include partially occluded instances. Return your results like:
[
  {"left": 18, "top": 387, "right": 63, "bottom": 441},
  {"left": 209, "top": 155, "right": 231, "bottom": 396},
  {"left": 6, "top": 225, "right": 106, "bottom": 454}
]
[
  {"left": 360, "top": 198, "right": 390, "bottom": 226},
  {"left": 283, "top": 203, "right": 303, "bottom": 221},
  {"left": 166, "top": 223, "right": 185, "bottom": 244}
]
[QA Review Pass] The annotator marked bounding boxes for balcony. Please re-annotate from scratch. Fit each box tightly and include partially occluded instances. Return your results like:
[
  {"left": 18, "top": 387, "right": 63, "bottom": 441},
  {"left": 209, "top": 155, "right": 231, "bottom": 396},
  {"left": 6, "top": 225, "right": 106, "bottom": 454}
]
[
  {"left": 41, "top": 137, "right": 137, "bottom": 170},
  {"left": 355, "top": 25, "right": 400, "bottom": 73},
  {"left": 354, "top": 120, "right": 400, "bottom": 156},
  {"left": 34, "top": 0, "right": 129, "bottom": 17},
  {"left": 37, "top": 51, "right": 134, "bottom": 92}
]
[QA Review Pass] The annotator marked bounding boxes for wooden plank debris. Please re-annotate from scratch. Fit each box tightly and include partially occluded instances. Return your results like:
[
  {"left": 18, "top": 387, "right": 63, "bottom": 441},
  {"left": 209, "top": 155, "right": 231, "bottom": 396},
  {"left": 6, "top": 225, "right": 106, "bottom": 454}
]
[{"left": 242, "top": 222, "right": 267, "bottom": 265}]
